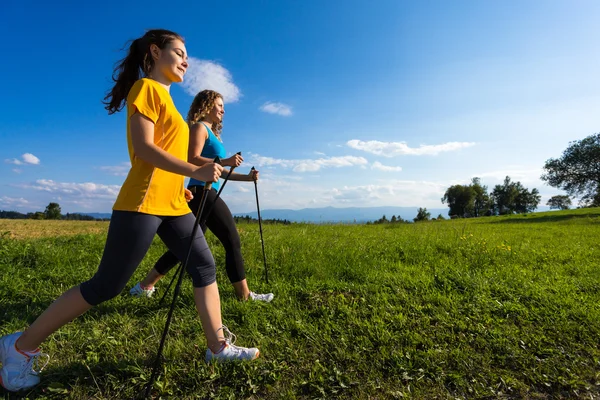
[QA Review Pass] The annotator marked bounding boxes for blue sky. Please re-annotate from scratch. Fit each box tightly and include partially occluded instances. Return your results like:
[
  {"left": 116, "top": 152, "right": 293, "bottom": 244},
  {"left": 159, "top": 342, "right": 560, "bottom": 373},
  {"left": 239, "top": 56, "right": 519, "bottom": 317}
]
[{"left": 1, "top": 0, "right": 599, "bottom": 215}]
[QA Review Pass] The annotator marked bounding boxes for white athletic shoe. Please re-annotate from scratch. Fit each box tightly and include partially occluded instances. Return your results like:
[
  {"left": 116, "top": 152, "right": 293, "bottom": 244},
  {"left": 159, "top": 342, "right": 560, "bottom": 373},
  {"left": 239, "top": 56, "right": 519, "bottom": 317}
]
[
  {"left": 204, "top": 326, "right": 260, "bottom": 363},
  {"left": 249, "top": 291, "right": 274, "bottom": 302},
  {"left": 129, "top": 282, "right": 156, "bottom": 298},
  {"left": 0, "top": 332, "right": 49, "bottom": 392}
]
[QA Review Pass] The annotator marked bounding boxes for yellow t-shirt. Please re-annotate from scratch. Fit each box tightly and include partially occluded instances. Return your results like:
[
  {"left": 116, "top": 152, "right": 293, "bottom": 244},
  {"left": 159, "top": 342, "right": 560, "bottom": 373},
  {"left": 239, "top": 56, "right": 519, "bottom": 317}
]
[{"left": 112, "top": 78, "right": 190, "bottom": 216}]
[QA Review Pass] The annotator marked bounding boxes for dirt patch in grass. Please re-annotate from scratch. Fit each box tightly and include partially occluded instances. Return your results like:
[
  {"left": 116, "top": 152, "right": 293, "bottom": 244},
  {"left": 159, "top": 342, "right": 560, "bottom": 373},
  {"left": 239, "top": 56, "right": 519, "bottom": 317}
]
[{"left": 0, "top": 219, "right": 109, "bottom": 240}]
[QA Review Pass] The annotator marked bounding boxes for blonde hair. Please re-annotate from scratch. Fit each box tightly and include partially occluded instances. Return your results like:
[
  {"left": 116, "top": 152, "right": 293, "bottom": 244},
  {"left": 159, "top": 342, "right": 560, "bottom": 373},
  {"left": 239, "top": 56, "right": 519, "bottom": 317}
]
[{"left": 186, "top": 90, "right": 223, "bottom": 136}]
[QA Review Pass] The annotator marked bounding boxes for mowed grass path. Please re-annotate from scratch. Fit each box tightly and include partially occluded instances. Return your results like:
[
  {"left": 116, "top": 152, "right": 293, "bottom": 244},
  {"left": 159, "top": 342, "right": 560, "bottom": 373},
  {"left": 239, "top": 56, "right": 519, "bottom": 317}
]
[{"left": 1, "top": 209, "right": 599, "bottom": 399}]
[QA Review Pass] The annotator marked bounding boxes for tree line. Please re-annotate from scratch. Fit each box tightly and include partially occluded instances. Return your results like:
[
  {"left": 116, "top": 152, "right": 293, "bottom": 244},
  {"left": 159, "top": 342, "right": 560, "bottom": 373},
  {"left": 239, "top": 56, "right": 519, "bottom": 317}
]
[
  {"left": 438, "top": 132, "right": 600, "bottom": 218},
  {"left": 374, "top": 132, "right": 598, "bottom": 222},
  {"left": 368, "top": 208, "right": 445, "bottom": 224},
  {"left": 441, "top": 176, "right": 541, "bottom": 218},
  {"left": 0, "top": 203, "right": 105, "bottom": 221},
  {"left": 233, "top": 215, "right": 292, "bottom": 225}
]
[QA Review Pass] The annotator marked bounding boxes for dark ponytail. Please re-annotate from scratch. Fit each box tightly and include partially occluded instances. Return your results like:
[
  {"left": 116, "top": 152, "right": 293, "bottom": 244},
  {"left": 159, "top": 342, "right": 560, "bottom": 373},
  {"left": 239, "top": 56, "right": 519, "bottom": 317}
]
[{"left": 103, "top": 29, "right": 184, "bottom": 114}]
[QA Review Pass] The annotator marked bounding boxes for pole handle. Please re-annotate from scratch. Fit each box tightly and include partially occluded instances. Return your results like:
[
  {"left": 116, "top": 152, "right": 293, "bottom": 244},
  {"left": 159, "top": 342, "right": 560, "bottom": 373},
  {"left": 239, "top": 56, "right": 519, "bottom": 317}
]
[{"left": 204, "top": 156, "right": 222, "bottom": 191}]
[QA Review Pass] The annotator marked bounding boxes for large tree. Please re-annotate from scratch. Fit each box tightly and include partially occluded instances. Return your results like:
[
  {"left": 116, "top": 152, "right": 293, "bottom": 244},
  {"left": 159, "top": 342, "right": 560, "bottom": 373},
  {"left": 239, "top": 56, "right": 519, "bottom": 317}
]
[
  {"left": 441, "top": 184, "right": 474, "bottom": 218},
  {"left": 414, "top": 207, "right": 431, "bottom": 222},
  {"left": 441, "top": 177, "right": 492, "bottom": 218},
  {"left": 491, "top": 177, "right": 518, "bottom": 215},
  {"left": 470, "top": 177, "right": 492, "bottom": 217},
  {"left": 541, "top": 133, "right": 600, "bottom": 207},
  {"left": 44, "top": 202, "right": 62, "bottom": 220},
  {"left": 513, "top": 183, "right": 541, "bottom": 214},
  {"left": 546, "top": 195, "right": 572, "bottom": 210},
  {"left": 491, "top": 176, "right": 540, "bottom": 215}
]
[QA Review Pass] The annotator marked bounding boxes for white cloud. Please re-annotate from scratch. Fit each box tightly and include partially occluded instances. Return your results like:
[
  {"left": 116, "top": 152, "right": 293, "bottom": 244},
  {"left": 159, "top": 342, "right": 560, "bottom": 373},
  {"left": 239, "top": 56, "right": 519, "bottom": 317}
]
[
  {"left": 12, "top": 168, "right": 22, "bottom": 174},
  {"left": 0, "top": 196, "right": 31, "bottom": 209},
  {"left": 222, "top": 175, "right": 450, "bottom": 213},
  {"left": 22, "top": 153, "right": 40, "bottom": 165},
  {"left": 295, "top": 156, "right": 367, "bottom": 172},
  {"left": 247, "top": 155, "right": 297, "bottom": 169},
  {"left": 97, "top": 162, "right": 131, "bottom": 176},
  {"left": 180, "top": 57, "right": 241, "bottom": 103},
  {"left": 221, "top": 174, "right": 325, "bottom": 212},
  {"left": 474, "top": 167, "right": 543, "bottom": 184},
  {"left": 6, "top": 179, "right": 123, "bottom": 212},
  {"left": 18, "top": 179, "right": 121, "bottom": 200},
  {"left": 259, "top": 102, "right": 293, "bottom": 116},
  {"left": 371, "top": 161, "right": 402, "bottom": 172},
  {"left": 330, "top": 185, "right": 390, "bottom": 202},
  {"left": 314, "top": 151, "right": 326, "bottom": 156},
  {"left": 347, "top": 139, "right": 476, "bottom": 157},
  {"left": 194, "top": 167, "right": 561, "bottom": 214},
  {"left": 5, "top": 153, "right": 41, "bottom": 166},
  {"left": 247, "top": 153, "right": 368, "bottom": 172},
  {"left": 329, "top": 180, "right": 449, "bottom": 207}
]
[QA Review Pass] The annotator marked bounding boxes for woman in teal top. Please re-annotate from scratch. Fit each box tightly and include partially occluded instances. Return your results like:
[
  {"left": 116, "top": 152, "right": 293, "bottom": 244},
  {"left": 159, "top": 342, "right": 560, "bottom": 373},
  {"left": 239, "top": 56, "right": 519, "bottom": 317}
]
[
  {"left": 131, "top": 90, "right": 274, "bottom": 302},
  {"left": 187, "top": 121, "right": 226, "bottom": 191}
]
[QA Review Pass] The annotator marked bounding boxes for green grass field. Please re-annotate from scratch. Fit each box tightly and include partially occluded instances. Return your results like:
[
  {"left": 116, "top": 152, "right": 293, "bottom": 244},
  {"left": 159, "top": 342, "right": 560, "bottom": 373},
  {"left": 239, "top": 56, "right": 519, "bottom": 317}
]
[{"left": 1, "top": 209, "right": 599, "bottom": 399}]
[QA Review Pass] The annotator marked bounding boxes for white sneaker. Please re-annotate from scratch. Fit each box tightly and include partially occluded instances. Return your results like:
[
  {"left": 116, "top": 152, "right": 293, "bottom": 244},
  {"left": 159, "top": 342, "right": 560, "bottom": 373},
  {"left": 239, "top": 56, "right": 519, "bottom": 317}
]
[
  {"left": 129, "top": 282, "right": 156, "bottom": 298},
  {"left": 0, "top": 332, "right": 49, "bottom": 392},
  {"left": 204, "top": 326, "right": 260, "bottom": 363},
  {"left": 249, "top": 291, "right": 274, "bottom": 302}
]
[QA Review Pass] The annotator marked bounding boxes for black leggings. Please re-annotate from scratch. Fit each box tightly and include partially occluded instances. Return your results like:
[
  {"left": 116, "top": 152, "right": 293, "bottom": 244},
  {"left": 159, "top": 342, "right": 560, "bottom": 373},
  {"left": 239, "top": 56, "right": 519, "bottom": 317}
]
[
  {"left": 80, "top": 210, "right": 216, "bottom": 306},
  {"left": 154, "top": 186, "right": 246, "bottom": 283}
]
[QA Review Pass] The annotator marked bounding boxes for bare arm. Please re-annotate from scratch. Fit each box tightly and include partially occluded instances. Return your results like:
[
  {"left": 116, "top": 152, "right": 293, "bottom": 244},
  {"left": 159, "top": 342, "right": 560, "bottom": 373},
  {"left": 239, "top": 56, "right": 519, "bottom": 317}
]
[
  {"left": 188, "top": 123, "right": 215, "bottom": 167},
  {"left": 188, "top": 123, "right": 249, "bottom": 180},
  {"left": 225, "top": 169, "right": 259, "bottom": 182},
  {"left": 189, "top": 125, "right": 244, "bottom": 169},
  {"left": 130, "top": 112, "right": 222, "bottom": 182}
]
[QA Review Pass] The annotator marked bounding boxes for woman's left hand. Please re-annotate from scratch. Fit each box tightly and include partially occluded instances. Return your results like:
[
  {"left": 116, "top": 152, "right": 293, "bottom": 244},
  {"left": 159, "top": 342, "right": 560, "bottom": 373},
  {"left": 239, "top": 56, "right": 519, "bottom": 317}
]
[
  {"left": 184, "top": 188, "right": 194, "bottom": 202},
  {"left": 249, "top": 169, "right": 259, "bottom": 181}
]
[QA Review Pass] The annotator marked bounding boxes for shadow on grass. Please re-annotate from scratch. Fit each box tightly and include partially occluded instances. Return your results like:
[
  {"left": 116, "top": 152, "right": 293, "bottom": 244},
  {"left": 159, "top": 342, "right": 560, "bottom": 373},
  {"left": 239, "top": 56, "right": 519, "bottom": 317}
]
[
  {"left": 0, "top": 291, "right": 196, "bottom": 327},
  {"left": 490, "top": 212, "right": 600, "bottom": 224},
  {"left": 0, "top": 357, "right": 158, "bottom": 400}
]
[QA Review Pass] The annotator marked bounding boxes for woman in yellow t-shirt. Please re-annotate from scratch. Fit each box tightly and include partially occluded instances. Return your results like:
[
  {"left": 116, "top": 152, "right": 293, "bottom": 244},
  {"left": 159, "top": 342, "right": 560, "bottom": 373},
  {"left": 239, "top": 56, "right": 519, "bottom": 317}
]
[
  {"left": 0, "top": 29, "right": 259, "bottom": 393},
  {"left": 130, "top": 89, "right": 274, "bottom": 303}
]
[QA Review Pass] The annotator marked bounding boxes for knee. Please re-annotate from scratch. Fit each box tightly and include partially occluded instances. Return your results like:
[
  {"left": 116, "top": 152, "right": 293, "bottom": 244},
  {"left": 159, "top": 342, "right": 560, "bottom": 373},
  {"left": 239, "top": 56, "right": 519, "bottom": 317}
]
[
  {"left": 80, "top": 279, "right": 126, "bottom": 306},
  {"left": 188, "top": 260, "right": 217, "bottom": 288}
]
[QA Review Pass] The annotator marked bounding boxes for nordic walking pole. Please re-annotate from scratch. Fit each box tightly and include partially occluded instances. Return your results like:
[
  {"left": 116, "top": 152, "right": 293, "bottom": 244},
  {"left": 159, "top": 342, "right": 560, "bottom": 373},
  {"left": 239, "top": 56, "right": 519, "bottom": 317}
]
[
  {"left": 144, "top": 157, "right": 221, "bottom": 399},
  {"left": 159, "top": 152, "right": 242, "bottom": 305},
  {"left": 202, "top": 151, "right": 242, "bottom": 222},
  {"left": 251, "top": 166, "right": 269, "bottom": 284}
]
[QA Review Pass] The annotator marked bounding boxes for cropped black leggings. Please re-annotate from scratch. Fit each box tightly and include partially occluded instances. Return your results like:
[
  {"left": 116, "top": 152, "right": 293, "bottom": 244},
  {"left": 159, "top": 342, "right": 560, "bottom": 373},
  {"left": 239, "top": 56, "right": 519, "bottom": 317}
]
[
  {"left": 79, "top": 210, "right": 215, "bottom": 306},
  {"left": 153, "top": 186, "right": 246, "bottom": 283}
]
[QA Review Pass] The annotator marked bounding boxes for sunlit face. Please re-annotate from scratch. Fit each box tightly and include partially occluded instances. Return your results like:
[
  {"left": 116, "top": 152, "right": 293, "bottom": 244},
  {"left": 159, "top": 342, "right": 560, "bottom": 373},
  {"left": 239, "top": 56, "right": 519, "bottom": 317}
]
[
  {"left": 153, "top": 39, "right": 188, "bottom": 83},
  {"left": 208, "top": 96, "right": 225, "bottom": 123}
]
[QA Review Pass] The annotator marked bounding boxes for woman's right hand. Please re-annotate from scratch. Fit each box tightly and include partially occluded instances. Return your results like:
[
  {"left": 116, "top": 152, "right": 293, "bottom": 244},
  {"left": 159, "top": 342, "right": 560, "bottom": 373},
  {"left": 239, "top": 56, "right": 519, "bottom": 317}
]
[
  {"left": 223, "top": 153, "right": 244, "bottom": 168},
  {"left": 192, "top": 162, "right": 223, "bottom": 183}
]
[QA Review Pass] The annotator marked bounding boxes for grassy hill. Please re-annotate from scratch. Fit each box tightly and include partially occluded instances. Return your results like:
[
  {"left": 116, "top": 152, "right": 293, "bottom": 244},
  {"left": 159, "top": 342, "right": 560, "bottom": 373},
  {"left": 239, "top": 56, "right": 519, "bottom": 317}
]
[{"left": 1, "top": 209, "right": 599, "bottom": 398}]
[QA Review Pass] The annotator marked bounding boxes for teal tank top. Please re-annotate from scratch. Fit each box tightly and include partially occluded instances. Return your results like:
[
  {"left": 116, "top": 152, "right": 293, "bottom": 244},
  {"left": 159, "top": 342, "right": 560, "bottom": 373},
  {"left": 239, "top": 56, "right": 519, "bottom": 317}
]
[{"left": 188, "top": 122, "right": 227, "bottom": 191}]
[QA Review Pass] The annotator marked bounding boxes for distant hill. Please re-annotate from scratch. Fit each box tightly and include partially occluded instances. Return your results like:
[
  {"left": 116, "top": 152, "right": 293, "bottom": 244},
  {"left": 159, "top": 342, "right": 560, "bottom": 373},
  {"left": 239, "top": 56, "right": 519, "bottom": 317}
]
[
  {"left": 3, "top": 206, "right": 552, "bottom": 223},
  {"left": 81, "top": 213, "right": 113, "bottom": 220},
  {"left": 233, "top": 206, "right": 452, "bottom": 223}
]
